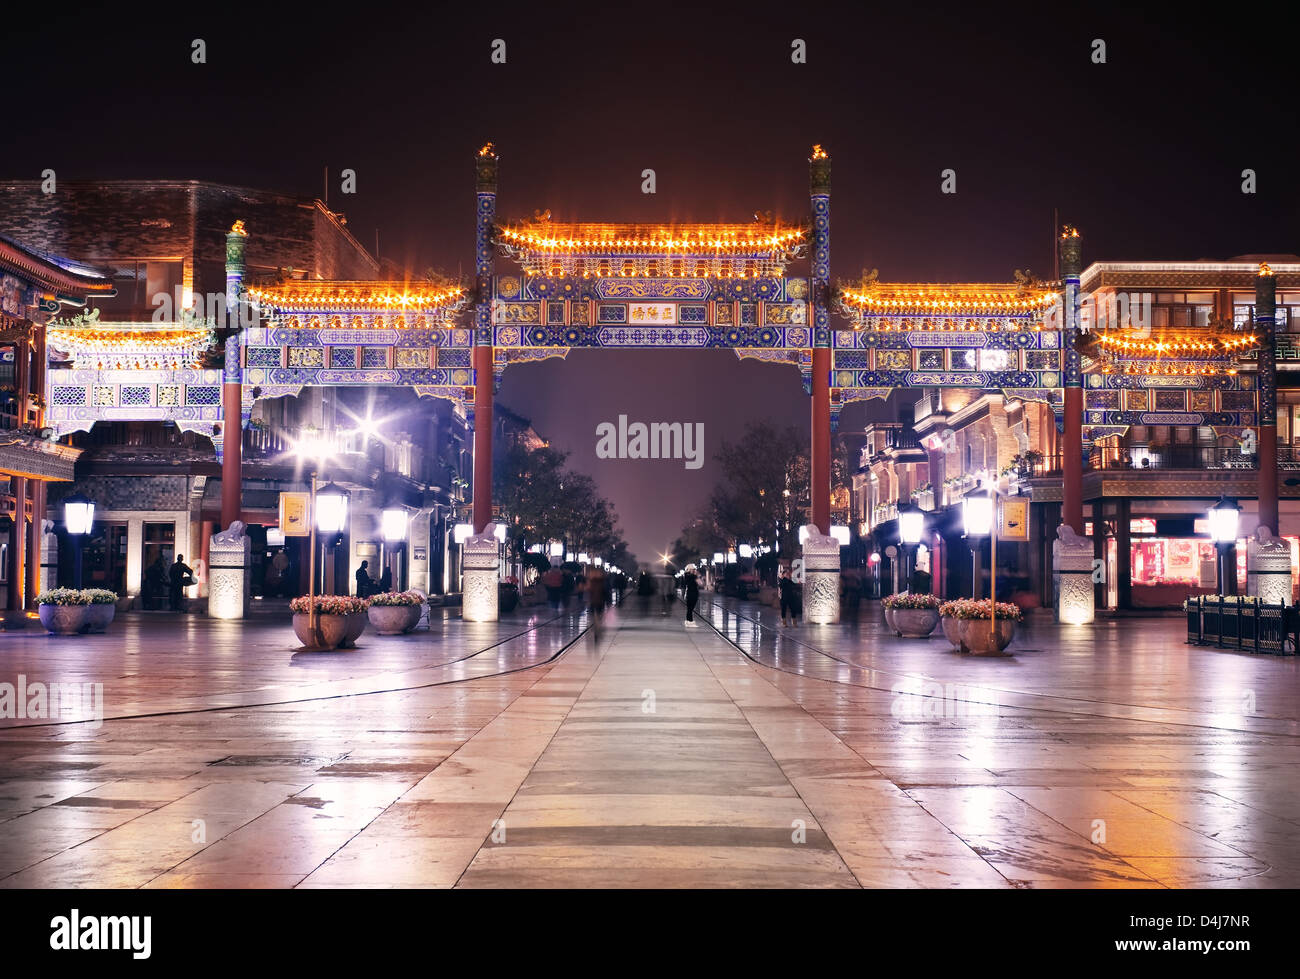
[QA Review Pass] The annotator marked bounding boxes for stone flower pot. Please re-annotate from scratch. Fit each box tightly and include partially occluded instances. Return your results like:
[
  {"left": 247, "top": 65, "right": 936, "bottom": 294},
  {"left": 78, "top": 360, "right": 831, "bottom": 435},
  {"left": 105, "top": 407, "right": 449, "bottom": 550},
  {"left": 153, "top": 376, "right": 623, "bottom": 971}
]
[
  {"left": 958, "top": 617, "right": 1016, "bottom": 655},
  {"left": 293, "top": 613, "right": 352, "bottom": 650},
  {"left": 404, "top": 604, "right": 423, "bottom": 631},
  {"left": 883, "top": 607, "right": 897, "bottom": 632},
  {"left": 893, "top": 607, "right": 940, "bottom": 638},
  {"left": 368, "top": 604, "right": 415, "bottom": 635},
  {"left": 84, "top": 603, "right": 116, "bottom": 634},
  {"left": 339, "top": 612, "right": 368, "bottom": 648},
  {"left": 941, "top": 616, "right": 964, "bottom": 650},
  {"left": 39, "top": 604, "right": 90, "bottom": 636}
]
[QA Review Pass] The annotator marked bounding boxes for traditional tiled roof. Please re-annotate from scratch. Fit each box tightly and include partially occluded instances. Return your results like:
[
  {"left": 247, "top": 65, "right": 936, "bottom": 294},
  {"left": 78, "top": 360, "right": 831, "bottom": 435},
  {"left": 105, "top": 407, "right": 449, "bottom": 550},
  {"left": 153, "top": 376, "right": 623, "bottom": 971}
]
[
  {"left": 495, "top": 220, "right": 808, "bottom": 277},
  {"left": 246, "top": 280, "right": 467, "bottom": 312},
  {"left": 838, "top": 283, "right": 1060, "bottom": 316},
  {"left": 0, "top": 234, "right": 115, "bottom": 296}
]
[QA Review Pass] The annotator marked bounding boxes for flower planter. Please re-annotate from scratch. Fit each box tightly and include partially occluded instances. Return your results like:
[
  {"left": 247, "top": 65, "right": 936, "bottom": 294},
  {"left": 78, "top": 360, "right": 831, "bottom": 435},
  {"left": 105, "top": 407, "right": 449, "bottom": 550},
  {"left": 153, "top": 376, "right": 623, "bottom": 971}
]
[
  {"left": 39, "top": 604, "right": 90, "bottom": 636},
  {"left": 958, "top": 617, "right": 1016, "bottom": 655},
  {"left": 83, "top": 603, "right": 116, "bottom": 634},
  {"left": 893, "top": 607, "right": 940, "bottom": 639},
  {"left": 941, "top": 615, "right": 964, "bottom": 650},
  {"left": 883, "top": 607, "right": 897, "bottom": 632},
  {"left": 405, "top": 604, "right": 423, "bottom": 631},
  {"left": 292, "top": 613, "right": 353, "bottom": 650},
  {"left": 339, "top": 612, "right": 368, "bottom": 648},
  {"left": 368, "top": 604, "right": 415, "bottom": 635},
  {"left": 499, "top": 586, "right": 519, "bottom": 614}
]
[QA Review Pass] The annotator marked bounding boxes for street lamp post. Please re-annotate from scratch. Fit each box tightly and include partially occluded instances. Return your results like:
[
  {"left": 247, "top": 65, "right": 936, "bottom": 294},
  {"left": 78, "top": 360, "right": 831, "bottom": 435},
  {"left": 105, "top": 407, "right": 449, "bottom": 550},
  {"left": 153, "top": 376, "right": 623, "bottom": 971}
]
[
  {"left": 381, "top": 505, "right": 409, "bottom": 591},
  {"left": 63, "top": 492, "right": 95, "bottom": 589},
  {"left": 962, "top": 483, "right": 994, "bottom": 600},
  {"left": 1208, "top": 496, "right": 1241, "bottom": 595},
  {"left": 897, "top": 501, "right": 925, "bottom": 590},
  {"left": 315, "top": 481, "right": 349, "bottom": 596}
]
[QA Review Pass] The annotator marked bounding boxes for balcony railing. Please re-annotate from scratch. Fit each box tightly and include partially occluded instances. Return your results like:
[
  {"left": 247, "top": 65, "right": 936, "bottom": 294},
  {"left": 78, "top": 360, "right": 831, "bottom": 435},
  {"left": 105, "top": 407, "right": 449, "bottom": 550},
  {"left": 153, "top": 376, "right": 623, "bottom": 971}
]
[{"left": 1088, "top": 446, "right": 1300, "bottom": 471}]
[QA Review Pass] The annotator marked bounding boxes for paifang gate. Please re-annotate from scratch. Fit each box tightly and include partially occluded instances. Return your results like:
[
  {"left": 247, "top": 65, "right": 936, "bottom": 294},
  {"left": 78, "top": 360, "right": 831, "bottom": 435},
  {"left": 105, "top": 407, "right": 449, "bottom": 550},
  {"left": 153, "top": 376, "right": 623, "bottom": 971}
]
[{"left": 44, "top": 143, "right": 1275, "bottom": 623}]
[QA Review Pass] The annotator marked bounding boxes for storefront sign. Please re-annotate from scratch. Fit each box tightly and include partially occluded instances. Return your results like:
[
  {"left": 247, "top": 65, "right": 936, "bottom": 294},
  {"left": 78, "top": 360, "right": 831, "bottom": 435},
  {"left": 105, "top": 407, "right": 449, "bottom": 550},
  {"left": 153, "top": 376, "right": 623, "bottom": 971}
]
[
  {"left": 999, "top": 498, "right": 1029, "bottom": 541},
  {"left": 279, "top": 492, "right": 310, "bottom": 537}
]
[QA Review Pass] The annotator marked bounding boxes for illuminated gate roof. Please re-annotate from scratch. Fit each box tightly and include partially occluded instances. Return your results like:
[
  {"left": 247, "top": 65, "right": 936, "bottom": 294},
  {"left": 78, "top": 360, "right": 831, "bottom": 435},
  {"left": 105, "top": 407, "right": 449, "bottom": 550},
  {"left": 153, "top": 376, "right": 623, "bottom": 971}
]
[
  {"left": 496, "top": 220, "right": 808, "bottom": 278},
  {"left": 245, "top": 279, "right": 467, "bottom": 313},
  {"left": 838, "top": 282, "right": 1060, "bottom": 321}
]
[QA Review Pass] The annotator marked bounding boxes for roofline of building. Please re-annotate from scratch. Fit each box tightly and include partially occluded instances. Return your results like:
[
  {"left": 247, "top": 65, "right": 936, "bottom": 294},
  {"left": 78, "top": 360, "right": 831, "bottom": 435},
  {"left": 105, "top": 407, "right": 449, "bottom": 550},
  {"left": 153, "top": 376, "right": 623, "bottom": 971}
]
[
  {"left": 0, "top": 178, "right": 380, "bottom": 277},
  {"left": 0, "top": 236, "right": 115, "bottom": 296}
]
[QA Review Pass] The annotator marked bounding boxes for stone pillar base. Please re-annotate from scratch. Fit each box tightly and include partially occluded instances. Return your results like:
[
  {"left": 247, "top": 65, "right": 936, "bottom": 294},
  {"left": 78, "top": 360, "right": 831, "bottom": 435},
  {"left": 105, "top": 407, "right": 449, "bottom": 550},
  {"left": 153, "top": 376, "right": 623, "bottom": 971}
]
[
  {"left": 801, "top": 524, "right": 840, "bottom": 624},
  {"left": 1247, "top": 529, "right": 1292, "bottom": 606},
  {"left": 208, "top": 527, "right": 251, "bottom": 620},
  {"left": 462, "top": 523, "right": 500, "bottom": 623},
  {"left": 1052, "top": 524, "right": 1095, "bottom": 625}
]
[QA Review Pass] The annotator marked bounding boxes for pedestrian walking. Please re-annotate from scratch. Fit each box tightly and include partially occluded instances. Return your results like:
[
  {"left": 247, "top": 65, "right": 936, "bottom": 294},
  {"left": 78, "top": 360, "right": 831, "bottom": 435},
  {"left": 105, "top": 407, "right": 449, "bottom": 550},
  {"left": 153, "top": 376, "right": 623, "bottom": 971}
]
[
  {"left": 683, "top": 564, "right": 700, "bottom": 627},
  {"left": 779, "top": 566, "right": 798, "bottom": 627},
  {"left": 587, "top": 566, "right": 608, "bottom": 638}
]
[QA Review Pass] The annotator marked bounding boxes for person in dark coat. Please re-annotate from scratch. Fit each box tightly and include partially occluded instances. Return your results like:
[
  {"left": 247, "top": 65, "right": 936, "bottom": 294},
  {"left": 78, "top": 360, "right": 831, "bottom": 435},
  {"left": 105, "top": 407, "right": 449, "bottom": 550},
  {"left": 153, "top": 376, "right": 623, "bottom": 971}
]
[
  {"left": 683, "top": 565, "right": 700, "bottom": 627},
  {"left": 169, "top": 555, "right": 194, "bottom": 612},
  {"left": 779, "top": 566, "right": 799, "bottom": 627},
  {"left": 355, "top": 560, "right": 374, "bottom": 597},
  {"left": 143, "top": 556, "right": 167, "bottom": 610},
  {"left": 378, "top": 567, "right": 393, "bottom": 593}
]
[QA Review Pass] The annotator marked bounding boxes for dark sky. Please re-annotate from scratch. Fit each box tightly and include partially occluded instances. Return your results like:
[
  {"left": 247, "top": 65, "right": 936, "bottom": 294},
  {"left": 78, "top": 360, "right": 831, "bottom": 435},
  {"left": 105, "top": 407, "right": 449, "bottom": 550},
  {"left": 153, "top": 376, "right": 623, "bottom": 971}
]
[{"left": 8, "top": 2, "right": 1299, "bottom": 559}]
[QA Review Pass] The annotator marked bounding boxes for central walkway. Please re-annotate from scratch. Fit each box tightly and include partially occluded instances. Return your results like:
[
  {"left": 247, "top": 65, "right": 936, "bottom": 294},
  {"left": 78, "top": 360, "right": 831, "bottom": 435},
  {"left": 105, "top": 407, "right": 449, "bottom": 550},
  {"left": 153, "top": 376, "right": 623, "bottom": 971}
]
[{"left": 3, "top": 601, "right": 1298, "bottom": 888}]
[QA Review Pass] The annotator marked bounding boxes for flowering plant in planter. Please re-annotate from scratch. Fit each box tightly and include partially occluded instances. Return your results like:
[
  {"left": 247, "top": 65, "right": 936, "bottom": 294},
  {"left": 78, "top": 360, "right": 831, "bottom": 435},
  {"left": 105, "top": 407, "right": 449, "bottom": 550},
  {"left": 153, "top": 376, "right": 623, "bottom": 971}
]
[
  {"left": 946, "top": 598, "right": 1024, "bottom": 622},
  {"left": 882, "top": 593, "right": 941, "bottom": 610},
  {"left": 289, "top": 594, "right": 370, "bottom": 615},
  {"left": 367, "top": 590, "right": 424, "bottom": 607},
  {"left": 36, "top": 588, "right": 95, "bottom": 606}
]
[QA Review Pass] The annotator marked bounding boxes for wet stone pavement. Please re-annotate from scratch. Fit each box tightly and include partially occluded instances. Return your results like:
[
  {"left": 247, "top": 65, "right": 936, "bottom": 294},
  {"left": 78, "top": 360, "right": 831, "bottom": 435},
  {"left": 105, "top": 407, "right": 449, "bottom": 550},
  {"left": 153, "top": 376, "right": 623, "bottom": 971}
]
[{"left": 1, "top": 598, "right": 1298, "bottom": 888}]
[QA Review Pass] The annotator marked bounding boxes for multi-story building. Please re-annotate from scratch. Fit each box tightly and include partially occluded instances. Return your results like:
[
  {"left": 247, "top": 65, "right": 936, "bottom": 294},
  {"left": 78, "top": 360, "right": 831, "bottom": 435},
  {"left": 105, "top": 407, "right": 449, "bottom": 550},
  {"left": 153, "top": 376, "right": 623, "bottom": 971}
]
[
  {"left": 852, "top": 254, "right": 1300, "bottom": 611},
  {"left": 0, "top": 234, "right": 114, "bottom": 618},
  {"left": 0, "top": 180, "right": 464, "bottom": 604}
]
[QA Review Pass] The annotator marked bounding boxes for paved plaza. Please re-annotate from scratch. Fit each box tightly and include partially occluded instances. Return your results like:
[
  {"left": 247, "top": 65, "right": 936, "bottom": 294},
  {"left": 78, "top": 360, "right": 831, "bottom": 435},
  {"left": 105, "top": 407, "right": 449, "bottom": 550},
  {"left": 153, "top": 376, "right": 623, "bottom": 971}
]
[{"left": 1, "top": 600, "right": 1298, "bottom": 888}]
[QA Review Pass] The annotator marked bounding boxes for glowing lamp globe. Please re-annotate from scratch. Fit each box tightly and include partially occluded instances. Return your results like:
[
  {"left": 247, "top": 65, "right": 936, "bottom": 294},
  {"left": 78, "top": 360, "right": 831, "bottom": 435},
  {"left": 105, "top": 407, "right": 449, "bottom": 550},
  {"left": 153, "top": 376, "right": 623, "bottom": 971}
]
[
  {"left": 962, "top": 486, "right": 994, "bottom": 538},
  {"left": 381, "top": 507, "right": 408, "bottom": 543},
  {"left": 1208, "top": 497, "right": 1241, "bottom": 544},
  {"left": 63, "top": 493, "right": 95, "bottom": 536},
  {"left": 898, "top": 502, "right": 925, "bottom": 546}
]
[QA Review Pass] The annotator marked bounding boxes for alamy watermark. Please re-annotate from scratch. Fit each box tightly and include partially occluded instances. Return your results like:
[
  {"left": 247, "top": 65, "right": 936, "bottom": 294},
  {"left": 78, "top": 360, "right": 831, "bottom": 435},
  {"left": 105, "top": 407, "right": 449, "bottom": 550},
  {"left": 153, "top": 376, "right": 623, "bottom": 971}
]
[
  {"left": 596, "top": 415, "right": 704, "bottom": 470},
  {"left": 0, "top": 675, "right": 104, "bottom": 728},
  {"left": 890, "top": 679, "right": 1003, "bottom": 724}
]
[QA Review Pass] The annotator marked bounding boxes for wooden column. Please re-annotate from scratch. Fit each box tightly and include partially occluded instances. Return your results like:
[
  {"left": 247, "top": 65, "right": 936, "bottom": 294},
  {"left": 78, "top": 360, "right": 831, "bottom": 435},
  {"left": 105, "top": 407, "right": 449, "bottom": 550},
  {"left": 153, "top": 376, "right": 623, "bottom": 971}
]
[
  {"left": 1256, "top": 265, "right": 1279, "bottom": 534},
  {"left": 6, "top": 476, "right": 24, "bottom": 610},
  {"left": 1059, "top": 226, "right": 1085, "bottom": 535},
  {"left": 809, "top": 145, "right": 832, "bottom": 535},
  {"left": 472, "top": 144, "right": 499, "bottom": 535},
  {"left": 472, "top": 346, "right": 494, "bottom": 533},
  {"left": 811, "top": 348, "right": 832, "bottom": 534},
  {"left": 222, "top": 223, "right": 248, "bottom": 532},
  {"left": 26, "top": 480, "right": 43, "bottom": 604}
]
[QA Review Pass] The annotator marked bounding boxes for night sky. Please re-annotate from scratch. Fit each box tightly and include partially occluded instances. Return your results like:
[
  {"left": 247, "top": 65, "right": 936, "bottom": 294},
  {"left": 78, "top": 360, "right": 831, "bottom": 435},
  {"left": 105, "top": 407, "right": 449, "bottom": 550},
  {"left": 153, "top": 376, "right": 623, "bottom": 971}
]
[{"left": 8, "top": 2, "right": 1298, "bottom": 559}]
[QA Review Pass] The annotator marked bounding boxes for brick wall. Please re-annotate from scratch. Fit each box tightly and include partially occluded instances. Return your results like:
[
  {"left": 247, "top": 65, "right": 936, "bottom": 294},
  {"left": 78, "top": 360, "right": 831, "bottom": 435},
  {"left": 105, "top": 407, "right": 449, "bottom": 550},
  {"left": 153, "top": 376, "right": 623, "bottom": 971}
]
[{"left": 49, "top": 475, "right": 190, "bottom": 511}]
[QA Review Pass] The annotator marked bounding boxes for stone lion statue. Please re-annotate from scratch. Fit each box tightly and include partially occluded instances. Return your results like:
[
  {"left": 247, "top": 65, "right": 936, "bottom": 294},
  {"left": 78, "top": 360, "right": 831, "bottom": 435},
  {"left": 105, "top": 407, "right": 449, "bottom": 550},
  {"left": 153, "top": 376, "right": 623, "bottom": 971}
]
[
  {"left": 1053, "top": 523, "right": 1092, "bottom": 555},
  {"left": 1253, "top": 526, "right": 1289, "bottom": 553},
  {"left": 213, "top": 520, "right": 247, "bottom": 544}
]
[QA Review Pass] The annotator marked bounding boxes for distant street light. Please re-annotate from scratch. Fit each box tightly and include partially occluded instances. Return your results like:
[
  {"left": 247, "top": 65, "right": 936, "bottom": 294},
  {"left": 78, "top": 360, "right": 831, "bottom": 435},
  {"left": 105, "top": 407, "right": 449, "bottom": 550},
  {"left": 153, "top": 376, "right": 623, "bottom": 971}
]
[
  {"left": 63, "top": 492, "right": 95, "bottom": 589},
  {"left": 897, "top": 501, "right": 925, "bottom": 588},
  {"left": 962, "top": 483, "right": 993, "bottom": 599}
]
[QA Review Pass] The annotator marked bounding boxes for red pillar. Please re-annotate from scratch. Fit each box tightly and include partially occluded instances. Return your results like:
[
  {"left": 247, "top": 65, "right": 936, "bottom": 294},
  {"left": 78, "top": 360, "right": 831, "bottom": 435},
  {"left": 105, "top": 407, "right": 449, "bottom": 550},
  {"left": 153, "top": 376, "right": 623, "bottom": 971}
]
[
  {"left": 26, "top": 480, "right": 43, "bottom": 605},
  {"left": 6, "top": 476, "right": 25, "bottom": 610},
  {"left": 1063, "top": 387, "right": 1084, "bottom": 535},
  {"left": 811, "top": 347, "right": 832, "bottom": 535},
  {"left": 221, "top": 381, "right": 242, "bottom": 530},
  {"left": 472, "top": 344, "right": 494, "bottom": 533},
  {"left": 1059, "top": 226, "right": 1085, "bottom": 536}
]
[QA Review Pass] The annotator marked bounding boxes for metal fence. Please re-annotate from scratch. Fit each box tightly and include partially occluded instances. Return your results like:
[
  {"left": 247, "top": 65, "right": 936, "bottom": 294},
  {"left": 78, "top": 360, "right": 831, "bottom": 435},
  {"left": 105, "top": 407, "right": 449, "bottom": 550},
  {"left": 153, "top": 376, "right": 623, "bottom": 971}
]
[{"left": 1185, "top": 595, "right": 1296, "bottom": 654}]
